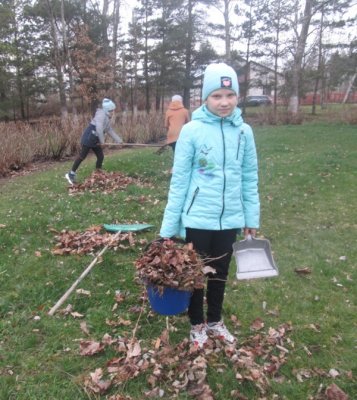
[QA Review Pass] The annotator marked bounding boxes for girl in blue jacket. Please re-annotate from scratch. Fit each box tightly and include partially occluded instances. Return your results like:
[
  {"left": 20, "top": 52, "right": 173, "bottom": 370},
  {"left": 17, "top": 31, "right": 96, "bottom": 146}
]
[{"left": 160, "top": 63, "right": 260, "bottom": 348}]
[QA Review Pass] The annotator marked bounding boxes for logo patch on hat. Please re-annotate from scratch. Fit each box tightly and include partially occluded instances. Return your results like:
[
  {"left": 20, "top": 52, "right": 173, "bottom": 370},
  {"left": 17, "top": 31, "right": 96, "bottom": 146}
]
[{"left": 221, "top": 76, "right": 232, "bottom": 88}]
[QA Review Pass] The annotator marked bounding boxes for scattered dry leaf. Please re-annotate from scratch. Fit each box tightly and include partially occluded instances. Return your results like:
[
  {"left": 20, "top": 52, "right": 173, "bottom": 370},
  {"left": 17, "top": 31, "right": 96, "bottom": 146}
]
[
  {"left": 250, "top": 317, "right": 265, "bottom": 331},
  {"left": 76, "top": 289, "right": 91, "bottom": 296},
  {"left": 80, "top": 321, "right": 90, "bottom": 336},
  {"left": 70, "top": 311, "right": 84, "bottom": 319},
  {"left": 84, "top": 368, "right": 112, "bottom": 394},
  {"left": 329, "top": 368, "right": 340, "bottom": 378},
  {"left": 115, "top": 291, "right": 126, "bottom": 303},
  {"left": 80, "top": 340, "right": 105, "bottom": 356},
  {"left": 126, "top": 339, "right": 141, "bottom": 358},
  {"left": 325, "top": 383, "right": 349, "bottom": 400},
  {"left": 294, "top": 267, "right": 311, "bottom": 274},
  {"left": 230, "top": 314, "right": 242, "bottom": 327}
]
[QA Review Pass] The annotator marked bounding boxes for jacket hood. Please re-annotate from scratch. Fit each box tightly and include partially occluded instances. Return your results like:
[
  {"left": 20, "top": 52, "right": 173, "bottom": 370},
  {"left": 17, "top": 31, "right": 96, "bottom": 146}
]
[
  {"left": 168, "top": 101, "right": 185, "bottom": 110},
  {"left": 192, "top": 104, "right": 243, "bottom": 127}
]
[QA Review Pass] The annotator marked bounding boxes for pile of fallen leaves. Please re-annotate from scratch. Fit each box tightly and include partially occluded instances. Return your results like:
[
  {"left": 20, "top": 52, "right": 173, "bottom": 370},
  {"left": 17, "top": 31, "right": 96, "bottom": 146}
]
[
  {"left": 80, "top": 319, "right": 296, "bottom": 399},
  {"left": 134, "top": 239, "right": 206, "bottom": 291},
  {"left": 51, "top": 225, "right": 138, "bottom": 255},
  {"left": 65, "top": 291, "right": 351, "bottom": 400},
  {"left": 68, "top": 170, "right": 146, "bottom": 194}
]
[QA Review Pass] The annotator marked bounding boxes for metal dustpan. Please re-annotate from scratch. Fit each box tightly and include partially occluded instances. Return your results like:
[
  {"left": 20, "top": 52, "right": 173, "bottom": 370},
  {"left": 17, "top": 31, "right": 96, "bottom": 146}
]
[
  {"left": 233, "top": 236, "right": 278, "bottom": 280},
  {"left": 103, "top": 223, "right": 154, "bottom": 233}
]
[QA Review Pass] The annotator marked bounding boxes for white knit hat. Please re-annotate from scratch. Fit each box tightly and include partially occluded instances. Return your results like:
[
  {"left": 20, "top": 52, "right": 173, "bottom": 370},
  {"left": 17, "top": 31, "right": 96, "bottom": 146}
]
[
  {"left": 172, "top": 95, "right": 183, "bottom": 102},
  {"left": 202, "top": 63, "right": 239, "bottom": 101},
  {"left": 102, "top": 98, "right": 116, "bottom": 112}
]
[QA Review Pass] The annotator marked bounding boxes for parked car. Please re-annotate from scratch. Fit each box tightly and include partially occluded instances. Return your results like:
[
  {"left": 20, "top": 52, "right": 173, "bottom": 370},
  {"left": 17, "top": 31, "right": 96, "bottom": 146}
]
[{"left": 238, "top": 95, "right": 272, "bottom": 107}]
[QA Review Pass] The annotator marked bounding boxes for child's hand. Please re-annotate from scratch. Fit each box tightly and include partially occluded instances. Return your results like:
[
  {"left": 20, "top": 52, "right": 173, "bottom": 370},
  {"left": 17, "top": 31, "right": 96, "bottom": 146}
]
[{"left": 244, "top": 228, "right": 257, "bottom": 238}]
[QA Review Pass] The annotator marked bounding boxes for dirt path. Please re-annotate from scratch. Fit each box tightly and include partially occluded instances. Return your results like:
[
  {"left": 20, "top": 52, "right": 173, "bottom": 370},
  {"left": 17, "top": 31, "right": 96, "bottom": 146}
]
[{"left": 0, "top": 159, "right": 66, "bottom": 187}]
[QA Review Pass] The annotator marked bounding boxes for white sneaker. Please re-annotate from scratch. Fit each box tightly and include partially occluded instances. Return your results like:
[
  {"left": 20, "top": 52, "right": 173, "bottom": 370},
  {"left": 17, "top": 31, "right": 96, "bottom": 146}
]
[
  {"left": 65, "top": 172, "right": 76, "bottom": 185},
  {"left": 207, "top": 320, "right": 236, "bottom": 344},
  {"left": 190, "top": 323, "right": 208, "bottom": 348}
]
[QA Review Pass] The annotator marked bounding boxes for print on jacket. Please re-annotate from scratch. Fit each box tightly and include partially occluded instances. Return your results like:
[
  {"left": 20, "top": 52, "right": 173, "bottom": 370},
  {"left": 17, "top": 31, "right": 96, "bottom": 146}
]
[{"left": 198, "top": 145, "right": 215, "bottom": 177}]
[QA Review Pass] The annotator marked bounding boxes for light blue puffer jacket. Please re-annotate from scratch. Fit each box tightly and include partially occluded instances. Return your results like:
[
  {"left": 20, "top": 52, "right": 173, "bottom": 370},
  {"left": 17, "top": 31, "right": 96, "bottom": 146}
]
[{"left": 160, "top": 104, "right": 260, "bottom": 238}]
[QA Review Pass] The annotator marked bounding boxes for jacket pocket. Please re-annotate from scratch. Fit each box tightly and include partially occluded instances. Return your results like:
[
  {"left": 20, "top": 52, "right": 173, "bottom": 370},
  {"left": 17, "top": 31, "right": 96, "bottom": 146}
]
[{"left": 186, "top": 187, "right": 199, "bottom": 215}]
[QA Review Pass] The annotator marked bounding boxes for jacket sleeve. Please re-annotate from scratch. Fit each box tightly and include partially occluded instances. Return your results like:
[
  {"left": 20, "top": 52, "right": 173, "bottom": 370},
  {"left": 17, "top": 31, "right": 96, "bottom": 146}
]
[
  {"left": 93, "top": 110, "right": 106, "bottom": 144},
  {"left": 160, "top": 126, "right": 194, "bottom": 238},
  {"left": 241, "top": 125, "right": 260, "bottom": 228},
  {"left": 106, "top": 125, "right": 123, "bottom": 144}
]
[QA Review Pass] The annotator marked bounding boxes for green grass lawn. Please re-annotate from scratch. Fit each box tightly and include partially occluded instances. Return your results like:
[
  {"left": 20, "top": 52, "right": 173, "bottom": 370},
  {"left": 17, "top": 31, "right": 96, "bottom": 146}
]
[{"left": 0, "top": 123, "right": 356, "bottom": 399}]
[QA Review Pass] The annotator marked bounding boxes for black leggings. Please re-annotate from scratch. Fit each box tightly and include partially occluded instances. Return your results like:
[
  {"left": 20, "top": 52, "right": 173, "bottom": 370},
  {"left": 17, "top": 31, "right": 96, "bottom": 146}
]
[
  {"left": 71, "top": 145, "right": 104, "bottom": 172},
  {"left": 185, "top": 228, "right": 237, "bottom": 325}
]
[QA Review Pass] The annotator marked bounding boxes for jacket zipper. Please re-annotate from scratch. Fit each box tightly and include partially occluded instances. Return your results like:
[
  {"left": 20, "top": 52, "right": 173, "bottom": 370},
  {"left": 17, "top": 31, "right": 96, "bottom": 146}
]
[
  {"left": 186, "top": 186, "right": 199, "bottom": 215},
  {"left": 219, "top": 119, "right": 226, "bottom": 229},
  {"left": 236, "top": 130, "right": 243, "bottom": 160}
]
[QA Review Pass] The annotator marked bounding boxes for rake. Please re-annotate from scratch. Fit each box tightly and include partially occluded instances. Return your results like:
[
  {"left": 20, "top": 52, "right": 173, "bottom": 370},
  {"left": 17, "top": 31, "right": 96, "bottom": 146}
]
[{"left": 48, "top": 223, "right": 153, "bottom": 316}]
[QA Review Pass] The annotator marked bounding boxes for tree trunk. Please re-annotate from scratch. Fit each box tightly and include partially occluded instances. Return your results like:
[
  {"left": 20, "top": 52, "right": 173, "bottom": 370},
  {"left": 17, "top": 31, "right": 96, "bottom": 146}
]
[
  {"left": 342, "top": 72, "right": 357, "bottom": 104},
  {"left": 14, "top": 27, "right": 26, "bottom": 119},
  {"left": 273, "top": 7, "right": 281, "bottom": 113},
  {"left": 61, "top": 0, "right": 76, "bottom": 115},
  {"left": 242, "top": 0, "right": 253, "bottom": 115},
  {"left": 287, "top": 0, "right": 313, "bottom": 115},
  {"left": 112, "top": 0, "right": 121, "bottom": 94},
  {"left": 144, "top": 2, "right": 150, "bottom": 113},
  {"left": 183, "top": 0, "right": 193, "bottom": 109},
  {"left": 312, "top": 6, "right": 324, "bottom": 115},
  {"left": 46, "top": 0, "right": 68, "bottom": 118},
  {"left": 102, "top": 0, "right": 110, "bottom": 48},
  {"left": 224, "top": 0, "right": 231, "bottom": 63}
]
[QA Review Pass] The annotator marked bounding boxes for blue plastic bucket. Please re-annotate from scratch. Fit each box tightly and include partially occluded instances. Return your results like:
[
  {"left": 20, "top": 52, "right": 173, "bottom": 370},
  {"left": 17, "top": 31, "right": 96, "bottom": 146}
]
[{"left": 146, "top": 285, "right": 192, "bottom": 316}]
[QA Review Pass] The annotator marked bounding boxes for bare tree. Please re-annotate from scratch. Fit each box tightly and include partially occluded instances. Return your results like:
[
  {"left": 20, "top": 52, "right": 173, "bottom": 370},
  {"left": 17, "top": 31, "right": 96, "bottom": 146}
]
[
  {"left": 209, "top": 0, "right": 238, "bottom": 63},
  {"left": 183, "top": 0, "right": 194, "bottom": 108},
  {"left": 287, "top": 0, "right": 313, "bottom": 114},
  {"left": 258, "top": 0, "right": 292, "bottom": 111},
  {"left": 45, "top": 0, "right": 68, "bottom": 118},
  {"left": 112, "top": 0, "right": 121, "bottom": 88},
  {"left": 237, "top": 0, "right": 261, "bottom": 113},
  {"left": 61, "top": 0, "right": 77, "bottom": 115},
  {"left": 311, "top": 5, "right": 325, "bottom": 115},
  {"left": 286, "top": 0, "right": 346, "bottom": 115}
]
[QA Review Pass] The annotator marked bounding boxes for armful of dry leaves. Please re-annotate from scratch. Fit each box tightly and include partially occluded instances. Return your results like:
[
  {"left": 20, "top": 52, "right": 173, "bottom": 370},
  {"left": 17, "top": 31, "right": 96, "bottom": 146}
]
[{"left": 134, "top": 239, "right": 206, "bottom": 291}]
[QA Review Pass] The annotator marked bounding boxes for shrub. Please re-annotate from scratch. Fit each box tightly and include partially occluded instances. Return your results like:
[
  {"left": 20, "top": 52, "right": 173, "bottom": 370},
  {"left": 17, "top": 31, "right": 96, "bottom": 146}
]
[
  {"left": 245, "top": 107, "right": 304, "bottom": 126},
  {"left": 0, "top": 111, "right": 166, "bottom": 176}
]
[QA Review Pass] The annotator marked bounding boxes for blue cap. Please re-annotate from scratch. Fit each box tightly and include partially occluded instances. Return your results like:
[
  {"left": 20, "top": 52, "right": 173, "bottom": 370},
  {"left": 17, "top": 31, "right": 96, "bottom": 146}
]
[
  {"left": 102, "top": 98, "right": 116, "bottom": 112},
  {"left": 202, "top": 63, "right": 239, "bottom": 101}
]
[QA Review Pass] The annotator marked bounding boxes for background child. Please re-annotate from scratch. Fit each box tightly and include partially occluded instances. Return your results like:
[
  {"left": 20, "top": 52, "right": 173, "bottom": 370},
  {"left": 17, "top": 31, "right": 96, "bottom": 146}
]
[
  {"left": 164, "top": 95, "right": 190, "bottom": 154},
  {"left": 65, "top": 98, "right": 123, "bottom": 185},
  {"left": 159, "top": 63, "right": 260, "bottom": 348}
]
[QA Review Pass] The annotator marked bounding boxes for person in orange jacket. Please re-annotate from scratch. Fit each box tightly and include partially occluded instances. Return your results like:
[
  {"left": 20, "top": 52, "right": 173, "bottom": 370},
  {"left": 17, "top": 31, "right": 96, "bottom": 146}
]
[{"left": 165, "top": 95, "right": 190, "bottom": 153}]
